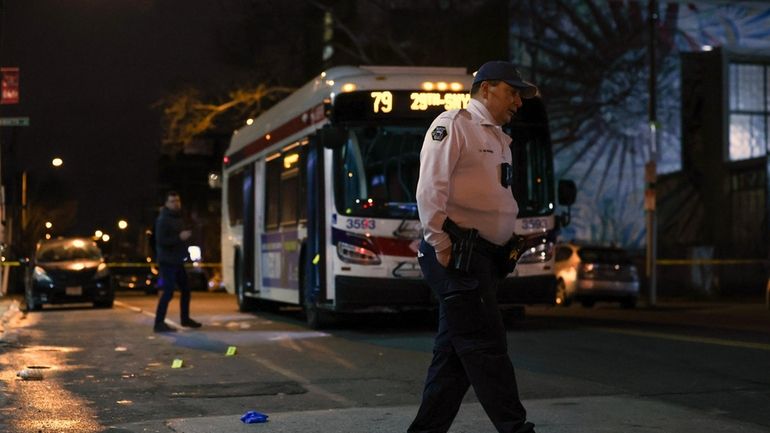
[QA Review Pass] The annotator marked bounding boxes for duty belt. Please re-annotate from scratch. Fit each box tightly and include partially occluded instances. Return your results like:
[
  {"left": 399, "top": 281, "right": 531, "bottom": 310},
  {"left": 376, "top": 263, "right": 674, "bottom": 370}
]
[{"left": 442, "top": 217, "right": 506, "bottom": 272}]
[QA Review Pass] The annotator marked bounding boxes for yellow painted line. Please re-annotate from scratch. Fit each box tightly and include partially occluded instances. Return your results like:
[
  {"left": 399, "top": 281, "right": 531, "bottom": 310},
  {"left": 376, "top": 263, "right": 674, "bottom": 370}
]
[
  {"left": 105, "top": 262, "right": 221, "bottom": 268},
  {"left": 1, "top": 261, "right": 21, "bottom": 267},
  {"left": 595, "top": 327, "right": 770, "bottom": 352},
  {"left": 657, "top": 259, "right": 768, "bottom": 266}
]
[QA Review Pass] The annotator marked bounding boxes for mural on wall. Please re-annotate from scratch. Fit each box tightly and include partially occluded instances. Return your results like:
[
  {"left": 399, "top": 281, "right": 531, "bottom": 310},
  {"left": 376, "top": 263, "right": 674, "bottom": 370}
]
[{"left": 510, "top": 0, "right": 770, "bottom": 248}]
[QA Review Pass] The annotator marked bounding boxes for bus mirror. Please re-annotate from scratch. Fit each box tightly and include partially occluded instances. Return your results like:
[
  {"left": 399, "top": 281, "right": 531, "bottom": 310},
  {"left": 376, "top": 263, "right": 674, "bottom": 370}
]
[
  {"left": 320, "top": 126, "right": 347, "bottom": 149},
  {"left": 558, "top": 179, "right": 577, "bottom": 206}
]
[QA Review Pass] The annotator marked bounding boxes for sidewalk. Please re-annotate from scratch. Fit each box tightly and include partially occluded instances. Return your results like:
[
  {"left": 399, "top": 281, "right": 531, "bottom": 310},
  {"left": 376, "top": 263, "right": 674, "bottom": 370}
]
[{"left": 106, "top": 395, "right": 768, "bottom": 433}]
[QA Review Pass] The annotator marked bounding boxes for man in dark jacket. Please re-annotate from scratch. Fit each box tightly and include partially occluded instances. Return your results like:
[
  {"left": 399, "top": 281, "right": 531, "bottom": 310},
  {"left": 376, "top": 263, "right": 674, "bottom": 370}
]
[{"left": 153, "top": 191, "right": 201, "bottom": 332}]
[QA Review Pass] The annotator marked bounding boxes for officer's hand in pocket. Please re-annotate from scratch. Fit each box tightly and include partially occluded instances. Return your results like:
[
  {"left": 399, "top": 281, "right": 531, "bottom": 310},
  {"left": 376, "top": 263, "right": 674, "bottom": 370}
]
[{"left": 436, "top": 248, "right": 451, "bottom": 268}]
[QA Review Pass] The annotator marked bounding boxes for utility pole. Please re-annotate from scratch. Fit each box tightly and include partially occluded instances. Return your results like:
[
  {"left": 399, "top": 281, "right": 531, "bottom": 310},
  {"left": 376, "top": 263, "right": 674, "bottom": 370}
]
[{"left": 645, "top": 0, "right": 658, "bottom": 307}]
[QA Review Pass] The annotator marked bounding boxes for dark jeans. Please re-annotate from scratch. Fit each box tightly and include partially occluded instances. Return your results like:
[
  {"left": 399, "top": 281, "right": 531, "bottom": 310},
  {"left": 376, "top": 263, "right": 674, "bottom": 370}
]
[
  {"left": 409, "top": 240, "right": 535, "bottom": 433},
  {"left": 154, "top": 264, "right": 191, "bottom": 326}
]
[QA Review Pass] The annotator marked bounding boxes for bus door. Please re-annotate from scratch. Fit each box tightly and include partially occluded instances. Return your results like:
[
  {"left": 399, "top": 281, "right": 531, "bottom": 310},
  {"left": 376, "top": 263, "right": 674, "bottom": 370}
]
[
  {"left": 304, "top": 136, "right": 326, "bottom": 308},
  {"left": 261, "top": 147, "right": 304, "bottom": 303},
  {"left": 242, "top": 163, "right": 257, "bottom": 294}
]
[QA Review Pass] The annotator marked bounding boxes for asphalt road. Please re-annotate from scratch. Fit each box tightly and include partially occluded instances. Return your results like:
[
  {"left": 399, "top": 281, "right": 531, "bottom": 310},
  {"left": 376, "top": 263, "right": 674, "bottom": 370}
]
[{"left": 1, "top": 291, "right": 769, "bottom": 432}]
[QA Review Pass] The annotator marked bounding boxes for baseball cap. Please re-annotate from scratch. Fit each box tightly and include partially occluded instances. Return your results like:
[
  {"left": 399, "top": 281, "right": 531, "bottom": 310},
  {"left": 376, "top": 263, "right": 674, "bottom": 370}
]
[{"left": 472, "top": 61, "right": 539, "bottom": 98}]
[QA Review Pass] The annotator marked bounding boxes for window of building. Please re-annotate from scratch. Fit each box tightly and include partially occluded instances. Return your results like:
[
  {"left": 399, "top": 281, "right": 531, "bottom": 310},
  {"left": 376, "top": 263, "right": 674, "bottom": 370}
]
[{"left": 728, "top": 63, "right": 769, "bottom": 161}]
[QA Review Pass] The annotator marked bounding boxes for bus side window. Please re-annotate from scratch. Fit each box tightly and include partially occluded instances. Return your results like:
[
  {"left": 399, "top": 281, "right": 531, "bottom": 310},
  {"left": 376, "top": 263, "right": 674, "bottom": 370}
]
[
  {"left": 265, "top": 157, "right": 281, "bottom": 230},
  {"left": 280, "top": 151, "right": 300, "bottom": 226},
  {"left": 227, "top": 168, "right": 245, "bottom": 226},
  {"left": 298, "top": 149, "right": 307, "bottom": 223}
]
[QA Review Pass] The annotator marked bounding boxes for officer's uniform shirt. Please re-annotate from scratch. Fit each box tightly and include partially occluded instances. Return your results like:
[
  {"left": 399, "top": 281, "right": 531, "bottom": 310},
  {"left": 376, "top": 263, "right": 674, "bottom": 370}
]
[{"left": 416, "top": 98, "right": 519, "bottom": 253}]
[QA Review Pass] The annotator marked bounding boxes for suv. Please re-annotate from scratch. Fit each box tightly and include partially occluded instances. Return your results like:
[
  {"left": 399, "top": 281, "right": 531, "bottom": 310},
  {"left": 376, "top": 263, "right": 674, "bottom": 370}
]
[
  {"left": 25, "top": 237, "right": 114, "bottom": 310},
  {"left": 554, "top": 242, "right": 639, "bottom": 308}
]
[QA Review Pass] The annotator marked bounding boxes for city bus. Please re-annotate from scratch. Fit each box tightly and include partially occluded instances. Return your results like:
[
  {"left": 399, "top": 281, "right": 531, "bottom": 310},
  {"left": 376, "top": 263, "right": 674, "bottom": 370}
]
[{"left": 221, "top": 65, "right": 574, "bottom": 327}]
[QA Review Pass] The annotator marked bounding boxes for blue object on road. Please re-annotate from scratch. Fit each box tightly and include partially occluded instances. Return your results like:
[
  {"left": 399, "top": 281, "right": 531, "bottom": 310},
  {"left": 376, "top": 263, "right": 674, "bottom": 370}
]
[{"left": 241, "top": 410, "right": 269, "bottom": 424}]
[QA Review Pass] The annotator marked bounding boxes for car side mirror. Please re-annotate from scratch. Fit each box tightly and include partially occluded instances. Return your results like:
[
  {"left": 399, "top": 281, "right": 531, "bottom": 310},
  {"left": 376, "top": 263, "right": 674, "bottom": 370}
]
[
  {"left": 557, "top": 179, "right": 577, "bottom": 228},
  {"left": 558, "top": 179, "right": 577, "bottom": 206},
  {"left": 319, "top": 126, "right": 347, "bottom": 149}
]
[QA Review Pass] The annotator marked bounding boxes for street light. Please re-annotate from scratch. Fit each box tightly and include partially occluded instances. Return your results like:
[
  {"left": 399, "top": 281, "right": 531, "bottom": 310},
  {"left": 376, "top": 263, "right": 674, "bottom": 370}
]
[
  {"left": 102, "top": 234, "right": 110, "bottom": 242},
  {"left": 117, "top": 220, "right": 128, "bottom": 230},
  {"left": 51, "top": 157, "right": 63, "bottom": 167},
  {"left": 45, "top": 221, "right": 52, "bottom": 229},
  {"left": 94, "top": 229, "right": 103, "bottom": 239}
]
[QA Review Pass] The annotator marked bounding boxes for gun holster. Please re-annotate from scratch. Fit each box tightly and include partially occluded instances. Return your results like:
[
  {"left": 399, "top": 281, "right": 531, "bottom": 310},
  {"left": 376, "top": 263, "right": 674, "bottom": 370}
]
[{"left": 442, "top": 218, "right": 479, "bottom": 273}]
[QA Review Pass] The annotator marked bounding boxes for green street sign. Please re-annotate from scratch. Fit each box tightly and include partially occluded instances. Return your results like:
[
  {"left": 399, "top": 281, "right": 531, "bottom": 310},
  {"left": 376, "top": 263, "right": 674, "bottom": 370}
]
[{"left": 0, "top": 117, "right": 30, "bottom": 127}]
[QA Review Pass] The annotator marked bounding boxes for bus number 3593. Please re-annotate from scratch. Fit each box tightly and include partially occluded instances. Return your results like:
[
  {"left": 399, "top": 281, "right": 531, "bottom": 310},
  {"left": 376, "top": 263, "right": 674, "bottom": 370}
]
[{"left": 345, "top": 218, "right": 376, "bottom": 230}]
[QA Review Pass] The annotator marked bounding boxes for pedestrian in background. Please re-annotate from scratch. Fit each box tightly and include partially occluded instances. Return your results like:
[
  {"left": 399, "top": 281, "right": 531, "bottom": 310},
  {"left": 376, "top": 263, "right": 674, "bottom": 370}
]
[
  {"left": 410, "top": 61, "right": 539, "bottom": 433},
  {"left": 153, "top": 191, "right": 201, "bottom": 333}
]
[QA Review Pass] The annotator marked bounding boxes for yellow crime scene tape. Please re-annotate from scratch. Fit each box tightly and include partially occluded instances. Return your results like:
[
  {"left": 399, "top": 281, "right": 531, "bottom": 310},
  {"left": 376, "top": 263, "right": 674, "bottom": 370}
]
[
  {"left": 1, "top": 261, "right": 222, "bottom": 268},
  {"left": 656, "top": 259, "right": 769, "bottom": 266}
]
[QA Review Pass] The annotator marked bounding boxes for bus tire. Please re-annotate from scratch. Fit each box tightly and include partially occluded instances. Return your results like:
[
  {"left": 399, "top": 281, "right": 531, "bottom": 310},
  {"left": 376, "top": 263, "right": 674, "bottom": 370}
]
[
  {"left": 304, "top": 303, "right": 331, "bottom": 329},
  {"left": 234, "top": 249, "right": 257, "bottom": 312}
]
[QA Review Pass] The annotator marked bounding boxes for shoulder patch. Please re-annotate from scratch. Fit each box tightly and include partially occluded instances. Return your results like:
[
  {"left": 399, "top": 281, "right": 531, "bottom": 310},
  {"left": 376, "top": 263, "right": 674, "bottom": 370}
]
[{"left": 431, "top": 126, "right": 448, "bottom": 141}]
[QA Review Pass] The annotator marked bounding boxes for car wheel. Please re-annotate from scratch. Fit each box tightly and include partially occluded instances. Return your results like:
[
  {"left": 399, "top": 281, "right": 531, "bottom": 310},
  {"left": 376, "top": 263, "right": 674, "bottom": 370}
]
[
  {"left": 581, "top": 299, "right": 595, "bottom": 308},
  {"left": 25, "top": 290, "right": 41, "bottom": 311},
  {"left": 94, "top": 298, "right": 114, "bottom": 309},
  {"left": 620, "top": 297, "right": 637, "bottom": 309},
  {"left": 555, "top": 280, "right": 572, "bottom": 307}
]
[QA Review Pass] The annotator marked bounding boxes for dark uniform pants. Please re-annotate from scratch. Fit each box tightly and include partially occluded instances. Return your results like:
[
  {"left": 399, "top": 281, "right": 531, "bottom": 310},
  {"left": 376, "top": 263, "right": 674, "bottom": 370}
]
[
  {"left": 408, "top": 240, "right": 535, "bottom": 433},
  {"left": 154, "top": 264, "right": 191, "bottom": 326}
]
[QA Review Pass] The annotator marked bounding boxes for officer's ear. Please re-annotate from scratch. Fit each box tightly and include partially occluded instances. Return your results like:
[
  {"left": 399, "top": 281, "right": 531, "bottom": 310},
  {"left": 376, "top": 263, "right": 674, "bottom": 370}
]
[{"left": 479, "top": 81, "right": 490, "bottom": 99}]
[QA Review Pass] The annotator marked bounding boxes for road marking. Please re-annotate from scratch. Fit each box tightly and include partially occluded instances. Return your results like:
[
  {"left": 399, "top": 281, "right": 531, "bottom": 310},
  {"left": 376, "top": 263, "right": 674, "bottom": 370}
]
[
  {"left": 252, "top": 356, "right": 354, "bottom": 406},
  {"left": 115, "top": 300, "right": 181, "bottom": 328},
  {"left": 595, "top": 327, "right": 770, "bottom": 352},
  {"left": 115, "top": 300, "right": 353, "bottom": 404}
]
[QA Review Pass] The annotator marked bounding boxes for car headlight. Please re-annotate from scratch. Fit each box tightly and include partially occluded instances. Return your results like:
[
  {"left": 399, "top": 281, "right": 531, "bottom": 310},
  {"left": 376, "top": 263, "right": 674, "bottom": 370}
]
[
  {"left": 518, "top": 241, "right": 554, "bottom": 264},
  {"left": 33, "top": 266, "right": 53, "bottom": 284},
  {"left": 337, "top": 241, "right": 381, "bottom": 265},
  {"left": 94, "top": 262, "right": 110, "bottom": 279}
]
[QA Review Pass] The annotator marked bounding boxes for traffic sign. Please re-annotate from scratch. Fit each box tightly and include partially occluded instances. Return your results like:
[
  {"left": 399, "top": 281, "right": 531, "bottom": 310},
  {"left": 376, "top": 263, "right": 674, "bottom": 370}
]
[{"left": 0, "top": 117, "right": 30, "bottom": 127}]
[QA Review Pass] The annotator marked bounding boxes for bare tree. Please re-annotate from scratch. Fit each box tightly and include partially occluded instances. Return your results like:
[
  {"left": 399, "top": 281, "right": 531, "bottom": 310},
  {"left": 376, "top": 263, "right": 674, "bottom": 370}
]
[{"left": 157, "top": 84, "right": 293, "bottom": 154}]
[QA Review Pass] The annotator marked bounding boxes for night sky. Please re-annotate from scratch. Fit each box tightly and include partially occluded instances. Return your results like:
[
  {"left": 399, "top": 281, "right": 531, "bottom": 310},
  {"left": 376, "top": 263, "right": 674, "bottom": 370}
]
[{"left": 0, "top": 0, "right": 248, "bottom": 242}]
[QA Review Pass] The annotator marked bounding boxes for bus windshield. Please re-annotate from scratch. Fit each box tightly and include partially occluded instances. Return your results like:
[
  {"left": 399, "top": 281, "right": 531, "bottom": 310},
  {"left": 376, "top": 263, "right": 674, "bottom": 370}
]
[
  {"left": 333, "top": 125, "right": 424, "bottom": 219},
  {"left": 333, "top": 122, "right": 556, "bottom": 220}
]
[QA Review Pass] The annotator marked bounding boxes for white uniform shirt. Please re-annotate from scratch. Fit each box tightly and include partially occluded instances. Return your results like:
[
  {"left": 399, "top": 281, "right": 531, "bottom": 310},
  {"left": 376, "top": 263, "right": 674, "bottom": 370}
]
[{"left": 416, "top": 98, "right": 519, "bottom": 252}]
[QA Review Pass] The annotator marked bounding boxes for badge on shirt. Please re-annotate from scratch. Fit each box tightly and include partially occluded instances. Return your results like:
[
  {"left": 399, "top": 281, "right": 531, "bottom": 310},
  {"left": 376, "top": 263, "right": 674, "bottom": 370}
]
[{"left": 431, "top": 126, "right": 447, "bottom": 141}]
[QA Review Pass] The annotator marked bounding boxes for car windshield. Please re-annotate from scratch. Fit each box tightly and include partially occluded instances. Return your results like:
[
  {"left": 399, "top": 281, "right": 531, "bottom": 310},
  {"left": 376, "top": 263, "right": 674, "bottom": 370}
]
[
  {"left": 37, "top": 240, "right": 102, "bottom": 262},
  {"left": 578, "top": 248, "right": 632, "bottom": 264}
]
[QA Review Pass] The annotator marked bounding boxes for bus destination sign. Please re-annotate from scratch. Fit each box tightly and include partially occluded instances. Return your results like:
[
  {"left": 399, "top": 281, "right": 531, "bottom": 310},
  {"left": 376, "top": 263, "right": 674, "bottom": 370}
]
[{"left": 333, "top": 90, "right": 470, "bottom": 123}]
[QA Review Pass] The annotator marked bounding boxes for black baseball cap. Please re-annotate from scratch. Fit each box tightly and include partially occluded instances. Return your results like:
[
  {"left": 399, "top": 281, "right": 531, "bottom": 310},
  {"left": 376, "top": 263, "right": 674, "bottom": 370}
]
[{"left": 472, "top": 61, "right": 538, "bottom": 98}]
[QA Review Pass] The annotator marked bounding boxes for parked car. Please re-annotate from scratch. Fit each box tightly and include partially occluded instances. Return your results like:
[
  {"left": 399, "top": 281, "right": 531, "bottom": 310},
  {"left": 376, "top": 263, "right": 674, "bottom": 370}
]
[
  {"left": 25, "top": 237, "right": 114, "bottom": 310},
  {"left": 554, "top": 242, "right": 639, "bottom": 308},
  {"left": 109, "top": 253, "right": 158, "bottom": 294}
]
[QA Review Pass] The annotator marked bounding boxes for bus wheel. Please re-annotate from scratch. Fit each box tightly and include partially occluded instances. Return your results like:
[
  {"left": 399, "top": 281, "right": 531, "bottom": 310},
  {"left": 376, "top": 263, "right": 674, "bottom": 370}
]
[{"left": 304, "top": 302, "right": 331, "bottom": 329}]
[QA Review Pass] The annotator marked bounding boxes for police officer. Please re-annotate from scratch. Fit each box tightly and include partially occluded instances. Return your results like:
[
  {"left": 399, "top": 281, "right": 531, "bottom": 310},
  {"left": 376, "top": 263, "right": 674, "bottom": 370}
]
[{"left": 410, "top": 61, "right": 538, "bottom": 433}]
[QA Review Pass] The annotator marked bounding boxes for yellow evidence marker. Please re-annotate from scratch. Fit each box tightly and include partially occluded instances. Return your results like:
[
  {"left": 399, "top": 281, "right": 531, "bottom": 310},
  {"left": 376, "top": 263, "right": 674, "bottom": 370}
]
[
  {"left": 226, "top": 346, "right": 237, "bottom": 356},
  {"left": 171, "top": 359, "right": 184, "bottom": 368}
]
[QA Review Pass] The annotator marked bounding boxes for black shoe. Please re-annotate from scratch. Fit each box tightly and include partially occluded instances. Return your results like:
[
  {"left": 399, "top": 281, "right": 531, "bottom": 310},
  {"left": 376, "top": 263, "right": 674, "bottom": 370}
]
[
  {"left": 153, "top": 323, "right": 177, "bottom": 333},
  {"left": 181, "top": 319, "right": 202, "bottom": 328}
]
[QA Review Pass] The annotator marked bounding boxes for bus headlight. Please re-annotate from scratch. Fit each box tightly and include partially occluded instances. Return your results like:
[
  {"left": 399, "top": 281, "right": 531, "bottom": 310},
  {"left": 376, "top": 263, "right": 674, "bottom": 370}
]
[
  {"left": 337, "top": 241, "right": 381, "bottom": 265},
  {"left": 518, "top": 242, "right": 554, "bottom": 264}
]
